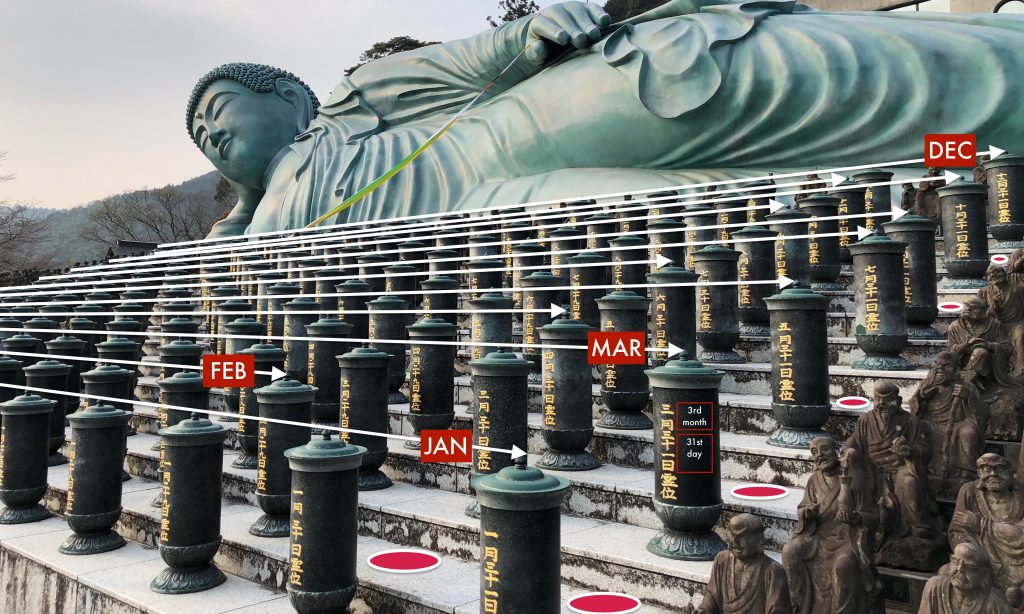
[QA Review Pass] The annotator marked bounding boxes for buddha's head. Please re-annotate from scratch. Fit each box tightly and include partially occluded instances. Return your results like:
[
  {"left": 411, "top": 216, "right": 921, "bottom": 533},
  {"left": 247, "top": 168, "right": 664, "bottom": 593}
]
[
  {"left": 809, "top": 436, "right": 839, "bottom": 473},
  {"left": 186, "top": 63, "right": 320, "bottom": 189},
  {"left": 933, "top": 351, "right": 959, "bottom": 384},
  {"left": 977, "top": 453, "right": 1014, "bottom": 494},
  {"left": 986, "top": 264, "right": 1008, "bottom": 287},
  {"left": 949, "top": 542, "right": 992, "bottom": 594},
  {"left": 962, "top": 296, "right": 988, "bottom": 325},
  {"left": 873, "top": 381, "right": 901, "bottom": 422},
  {"left": 726, "top": 514, "right": 763, "bottom": 563}
]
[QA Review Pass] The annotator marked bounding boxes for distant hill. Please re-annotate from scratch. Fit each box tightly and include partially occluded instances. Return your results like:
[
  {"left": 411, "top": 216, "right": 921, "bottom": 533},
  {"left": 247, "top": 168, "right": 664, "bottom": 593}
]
[{"left": 25, "top": 171, "right": 220, "bottom": 266}]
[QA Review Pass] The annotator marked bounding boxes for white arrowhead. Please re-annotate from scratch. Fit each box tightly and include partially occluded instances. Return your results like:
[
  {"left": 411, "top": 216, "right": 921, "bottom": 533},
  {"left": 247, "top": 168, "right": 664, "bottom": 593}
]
[
  {"left": 988, "top": 145, "right": 1006, "bottom": 160},
  {"left": 666, "top": 342, "right": 683, "bottom": 358},
  {"left": 768, "top": 199, "right": 786, "bottom": 214},
  {"left": 890, "top": 205, "right": 909, "bottom": 221},
  {"left": 857, "top": 225, "right": 871, "bottom": 241},
  {"left": 655, "top": 254, "right": 672, "bottom": 269},
  {"left": 271, "top": 366, "right": 287, "bottom": 381},
  {"left": 510, "top": 445, "right": 527, "bottom": 460},
  {"left": 830, "top": 173, "right": 847, "bottom": 187},
  {"left": 549, "top": 303, "right": 566, "bottom": 318},
  {"left": 777, "top": 275, "right": 795, "bottom": 289},
  {"left": 943, "top": 170, "right": 961, "bottom": 185}
]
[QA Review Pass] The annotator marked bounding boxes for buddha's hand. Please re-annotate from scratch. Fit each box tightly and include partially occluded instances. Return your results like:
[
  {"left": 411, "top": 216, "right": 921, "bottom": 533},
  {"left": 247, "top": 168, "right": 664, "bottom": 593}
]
[
  {"left": 525, "top": 2, "right": 611, "bottom": 63},
  {"left": 952, "top": 510, "right": 980, "bottom": 534}
]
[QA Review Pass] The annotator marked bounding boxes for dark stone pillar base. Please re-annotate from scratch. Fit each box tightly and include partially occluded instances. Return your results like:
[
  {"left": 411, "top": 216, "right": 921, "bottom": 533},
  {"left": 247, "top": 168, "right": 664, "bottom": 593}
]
[
  {"left": 943, "top": 276, "right": 987, "bottom": 289},
  {"left": 59, "top": 529, "right": 126, "bottom": 555},
  {"left": 767, "top": 427, "right": 831, "bottom": 449},
  {"left": 388, "top": 391, "right": 409, "bottom": 405},
  {"left": 232, "top": 452, "right": 257, "bottom": 470},
  {"left": 811, "top": 281, "right": 844, "bottom": 292},
  {"left": 536, "top": 449, "right": 600, "bottom": 472},
  {"left": 151, "top": 491, "right": 163, "bottom": 508},
  {"left": 121, "top": 469, "right": 131, "bottom": 482},
  {"left": 151, "top": 562, "right": 226, "bottom": 594},
  {"left": 852, "top": 355, "right": 913, "bottom": 371},
  {"left": 596, "top": 410, "right": 653, "bottom": 430},
  {"left": 403, "top": 438, "right": 420, "bottom": 450},
  {"left": 646, "top": 528, "right": 726, "bottom": 561},
  {"left": 47, "top": 452, "right": 68, "bottom": 467},
  {"left": 907, "top": 325, "right": 943, "bottom": 340},
  {"left": 288, "top": 584, "right": 358, "bottom": 613},
  {"left": 465, "top": 500, "right": 480, "bottom": 519},
  {"left": 0, "top": 504, "right": 49, "bottom": 525},
  {"left": 249, "top": 513, "right": 289, "bottom": 537},
  {"left": 697, "top": 349, "right": 744, "bottom": 364},
  {"left": 358, "top": 469, "right": 393, "bottom": 491},
  {"left": 739, "top": 323, "right": 770, "bottom": 337}
]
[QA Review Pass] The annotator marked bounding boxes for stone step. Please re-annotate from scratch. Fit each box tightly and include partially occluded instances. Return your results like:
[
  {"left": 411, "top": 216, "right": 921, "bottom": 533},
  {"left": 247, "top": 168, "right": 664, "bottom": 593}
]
[{"left": 42, "top": 461, "right": 673, "bottom": 614}]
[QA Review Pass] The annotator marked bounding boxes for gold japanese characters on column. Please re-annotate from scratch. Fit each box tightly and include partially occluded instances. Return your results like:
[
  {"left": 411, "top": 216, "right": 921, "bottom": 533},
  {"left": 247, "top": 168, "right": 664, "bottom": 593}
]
[
  {"left": 410, "top": 346, "right": 422, "bottom": 413},
  {"left": 863, "top": 187, "right": 876, "bottom": 231},
  {"left": 290, "top": 491, "right": 305, "bottom": 587},
  {"left": 658, "top": 402, "right": 677, "bottom": 502},
  {"left": 738, "top": 254, "right": 752, "bottom": 308},
  {"left": 476, "top": 389, "right": 491, "bottom": 472},
  {"left": 776, "top": 321, "right": 796, "bottom": 402},
  {"left": 340, "top": 378, "right": 351, "bottom": 442},
  {"left": 482, "top": 531, "right": 501, "bottom": 613},
  {"left": 864, "top": 264, "right": 880, "bottom": 332},
  {"left": 954, "top": 202, "right": 970, "bottom": 259},
  {"left": 543, "top": 350, "right": 556, "bottom": 427},
  {"left": 996, "top": 171, "right": 1011, "bottom": 224},
  {"left": 699, "top": 271, "right": 712, "bottom": 331},
  {"left": 837, "top": 196, "right": 850, "bottom": 248}
]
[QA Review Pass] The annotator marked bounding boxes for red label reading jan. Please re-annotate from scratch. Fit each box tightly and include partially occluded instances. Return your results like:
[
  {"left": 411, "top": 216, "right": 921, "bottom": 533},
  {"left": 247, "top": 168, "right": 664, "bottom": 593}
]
[
  {"left": 924, "top": 133, "right": 976, "bottom": 167},
  {"left": 420, "top": 429, "right": 472, "bottom": 463},
  {"left": 587, "top": 331, "right": 646, "bottom": 365},
  {"left": 202, "top": 354, "right": 255, "bottom": 388}
]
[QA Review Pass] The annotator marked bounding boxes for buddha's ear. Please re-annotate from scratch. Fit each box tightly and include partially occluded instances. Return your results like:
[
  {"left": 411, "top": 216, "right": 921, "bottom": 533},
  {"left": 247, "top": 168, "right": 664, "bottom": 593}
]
[{"left": 273, "top": 78, "right": 314, "bottom": 132}]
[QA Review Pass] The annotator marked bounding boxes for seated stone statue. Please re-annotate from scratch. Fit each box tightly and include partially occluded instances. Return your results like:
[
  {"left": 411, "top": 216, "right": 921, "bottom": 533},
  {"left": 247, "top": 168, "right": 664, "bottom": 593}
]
[
  {"left": 782, "top": 437, "right": 882, "bottom": 614},
  {"left": 979, "top": 265, "right": 1024, "bottom": 376},
  {"left": 844, "top": 381, "right": 945, "bottom": 571},
  {"left": 184, "top": 1, "right": 1024, "bottom": 237},
  {"left": 899, "top": 183, "right": 917, "bottom": 212},
  {"left": 912, "top": 168, "right": 944, "bottom": 226},
  {"left": 795, "top": 174, "right": 820, "bottom": 203},
  {"left": 918, "top": 542, "right": 1013, "bottom": 614},
  {"left": 948, "top": 453, "right": 1024, "bottom": 609},
  {"left": 972, "top": 154, "right": 990, "bottom": 186},
  {"left": 1007, "top": 243, "right": 1024, "bottom": 286},
  {"left": 909, "top": 351, "right": 989, "bottom": 499},
  {"left": 698, "top": 514, "right": 792, "bottom": 614}
]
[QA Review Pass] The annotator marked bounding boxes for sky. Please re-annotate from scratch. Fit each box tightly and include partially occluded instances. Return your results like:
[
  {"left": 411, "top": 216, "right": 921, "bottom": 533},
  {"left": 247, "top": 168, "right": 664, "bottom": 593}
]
[{"left": 0, "top": 0, "right": 560, "bottom": 210}]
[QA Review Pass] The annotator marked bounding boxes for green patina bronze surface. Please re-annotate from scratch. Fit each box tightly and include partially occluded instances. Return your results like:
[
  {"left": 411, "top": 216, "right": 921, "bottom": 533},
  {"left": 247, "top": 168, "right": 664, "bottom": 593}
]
[{"left": 187, "top": 0, "right": 1024, "bottom": 237}]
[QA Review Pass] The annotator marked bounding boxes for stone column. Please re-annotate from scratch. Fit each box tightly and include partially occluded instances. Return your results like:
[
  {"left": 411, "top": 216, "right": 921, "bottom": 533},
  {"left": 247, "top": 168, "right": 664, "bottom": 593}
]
[
  {"left": 618, "top": 195, "right": 647, "bottom": 235},
  {"left": 265, "top": 283, "right": 300, "bottom": 341},
  {"left": 609, "top": 234, "right": 648, "bottom": 292},
  {"left": 475, "top": 461, "right": 570, "bottom": 614},
  {"left": 939, "top": 182, "right": 990, "bottom": 289},
  {"left": 45, "top": 334, "right": 86, "bottom": 393},
  {"left": 467, "top": 259, "right": 504, "bottom": 301},
  {"left": 156, "top": 340, "right": 204, "bottom": 379},
  {"left": 406, "top": 317, "right": 457, "bottom": 453},
  {"left": 764, "top": 288, "right": 831, "bottom": 448},
  {"left": 537, "top": 319, "right": 599, "bottom": 471},
  {"left": 367, "top": 295, "right": 409, "bottom": 404},
  {"left": 284, "top": 435, "right": 365, "bottom": 613},
  {"left": 848, "top": 230, "right": 912, "bottom": 370},
  {"left": 357, "top": 254, "right": 388, "bottom": 295},
  {"left": 305, "top": 318, "right": 352, "bottom": 429},
  {"left": 798, "top": 195, "right": 843, "bottom": 291},
  {"left": 0, "top": 357, "right": 22, "bottom": 405},
  {"left": 467, "top": 352, "right": 530, "bottom": 519},
  {"left": 384, "top": 263, "right": 418, "bottom": 309},
  {"left": 830, "top": 183, "right": 867, "bottom": 264},
  {"left": 335, "top": 279, "right": 370, "bottom": 340},
  {"left": 150, "top": 415, "right": 228, "bottom": 593},
  {"left": 692, "top": 246, "right": 743, "bottom": 363},
  {"left": 744, "top": 180, "right": 775, "bottom": 225},
  {"left": 468, "top": 293, "right": 514, "bottom": 363},
  {"left": 584, "top": 213, "right": 618, "bottom": 251},
  {"left": 23, "top": 359, "right": 72, "bottom": 466},
  {"left": 337, "top": 347, "right": 393, "bottom": 491},
  {"left": 983, "top": 155, "right": 1024, "bottom": 249},
  {"left": 521, "top": 271, "right": 560, "bottom": 380},
  {"left": 883, "top": 215, "right": 942, "bottom": 338},
  {"left": 234, "top": 343, "right": 286, "bottom": 469},
  {"left": 645, "top": 356, "right": 726, "bottom": 560},
  {"left": 647, "top": 266, "right": 698, "bottom": 365},
  {"left": 683, "top": 204, "right": 716, "bottom": 270},
  {"left": 767, "top": 205, "right": 811, "bottom": 289},
  {"left": 731, "top": 226, "right": 776, "bottom": 337},
  {"left": 420, "top": 275, "right": 459, "bottom": 325},
  {"left": 648, "top": 218, "right": 688, "bottom": 267},
  {"left": 0, "top": 394, "right": 54, "bottom": 524},
  {"left": 567, "top": 252, "right": 608, "bottom": 330},
  {"left": 597, "top": 290, "right": 653, "bottom": 429},
  {"left": 854, "top": 171, "right": 894, "bottom": 234}
]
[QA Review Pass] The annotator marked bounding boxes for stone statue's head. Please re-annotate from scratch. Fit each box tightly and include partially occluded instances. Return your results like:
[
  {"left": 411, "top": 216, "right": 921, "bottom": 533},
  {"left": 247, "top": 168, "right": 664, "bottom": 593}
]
[
  {"left": 186, "top": 63, "right": 321, "bottom": 189},
  {"left": 949, "top": 542, "right": 993, "bottom": 594},
  {"left": 873, "top": 381, "right": 902, "bottom": 421},
  {"left": 934, "top": 351, "right": 959, "bottom": 384},
  {"left": 726, "top": 513, "right": 763, "bottom": 562},
  {"left": 986, "top": 264, "right": 1008, "bottom": 285},
  {"left": 962, "top": 296, "right": 987, "bottom": 324},
  {"left": 977, "top": 453, "right": 1014, "bottom": 493},
  {"left": 809, "top": 436, "right": 838, "bottom": 472}
]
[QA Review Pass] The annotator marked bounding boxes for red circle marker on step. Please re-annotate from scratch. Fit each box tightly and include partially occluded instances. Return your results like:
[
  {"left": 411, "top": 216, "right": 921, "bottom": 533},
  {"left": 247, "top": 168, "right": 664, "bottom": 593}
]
[
  {"left": 992, "top": 254, "right": 1010, "bottom": 265},
  {"left": 937, "top": 302, "right": 964, "bottom": 314},
  {"left": 835, "top": 396, "right": 872, "bottom": 411},
  {"left": 730, "top": 484, "right": 790, "bottom": 501},
  {"left": 367, "top": 549, "right": 441, "bottom": 574},
  {"left": 567, "top": 593, "right": 642, "bottom": 614}
]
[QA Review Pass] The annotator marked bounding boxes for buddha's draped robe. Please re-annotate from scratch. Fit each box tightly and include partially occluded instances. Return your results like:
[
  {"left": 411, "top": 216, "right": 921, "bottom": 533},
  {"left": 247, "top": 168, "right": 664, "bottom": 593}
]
[
  {"left": 918, "top": 573, "right": 1013, "bottom": 614},
  {"left": 244, "top": 0, "right": 1024, "bottom": 233},
  {"left": 699, "top": 550, "right": 792, "bottom": 614},
  {"left": 948, "top": 481, "right": 1024, "bottom": 597}
]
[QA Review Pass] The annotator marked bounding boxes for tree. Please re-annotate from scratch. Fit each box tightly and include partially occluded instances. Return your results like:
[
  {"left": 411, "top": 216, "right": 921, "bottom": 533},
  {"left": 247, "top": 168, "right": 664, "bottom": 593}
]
[
  {"left": 0, "top": 152, "right": 54, "bottom": 272},
  {"left": 345, "top": 35, "right": 440, "bottom": 76},
  {"left": 602, "top": 0, "right": 669, "bottom": 22},
  {"left": 487, "top": 0, "right": 540, "bottom": 27},
  {"left": 80, "top": 184, "right": 231, "bottom": 247}
]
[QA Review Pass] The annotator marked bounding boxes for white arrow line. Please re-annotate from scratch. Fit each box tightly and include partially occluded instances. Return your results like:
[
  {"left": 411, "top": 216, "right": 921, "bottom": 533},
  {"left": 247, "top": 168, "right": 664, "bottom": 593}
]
[
  {"left": 3, "top": 304, "right": 569, "bottom": 320},
  {"left": 0, "top": 349, "right": 282, "bottom": 380},
  {"left": 988, "top": 145, "right": 1006, "bottom": 160},
  {"left": 111, "top": 156, "right": 928, "bottom": 253},
  {"left": 0, "top": 382, "right": 523, "bottom": 458}
]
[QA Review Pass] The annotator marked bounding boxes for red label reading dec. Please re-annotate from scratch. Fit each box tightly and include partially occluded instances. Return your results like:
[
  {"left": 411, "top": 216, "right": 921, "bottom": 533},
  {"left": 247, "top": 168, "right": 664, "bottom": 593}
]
[
  {"left": 924, "top": 134, "right": 976, "bottom": 167},
  {"left": 420, "top": 429, "right": 472, "bottom": 463},
  {"left": 587, "top": 331, "right": 646, "bottom": 365},
  {"left": 202, "top": 354, "right": 255, "bottom": 388}
]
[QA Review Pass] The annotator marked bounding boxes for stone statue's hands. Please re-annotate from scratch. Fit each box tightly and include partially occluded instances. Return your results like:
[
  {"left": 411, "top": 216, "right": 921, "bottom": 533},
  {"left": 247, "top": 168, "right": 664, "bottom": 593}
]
[
  {"left": 953, "top": 510, "right": 981, "bottom": 533},
  {"left": 800, "top": 504, "right": 819, "bottom": 522},
  {"left": 525, "top": 1, "right": 611, "bottom": 63},
  {"left": 952, "top": 383, "right": 964, "bottom": 398},
  {"left": 836, "top": 509, "right": 861, "bottom": 525}
]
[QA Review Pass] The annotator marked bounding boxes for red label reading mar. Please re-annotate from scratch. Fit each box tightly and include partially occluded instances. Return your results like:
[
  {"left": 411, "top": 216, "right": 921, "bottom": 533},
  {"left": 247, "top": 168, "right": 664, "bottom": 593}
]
[
  {"left": 924, "top": 134, "right": 976, "bottom": 167},
  {"left": 587, "top": 331, "right": 646, "bottom": 365},
  {"left": 420, "top": 429, "right": 472, "bottom": 463},
  {"left": 202, "top": 354, "right": 255, "bottom": 388}
]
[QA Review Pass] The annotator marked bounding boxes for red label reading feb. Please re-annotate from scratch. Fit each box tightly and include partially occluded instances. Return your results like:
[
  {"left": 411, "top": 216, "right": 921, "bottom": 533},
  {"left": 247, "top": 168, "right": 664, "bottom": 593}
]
[
  {"left": 924, "top": 134, "right": 975, "bottom": 167},
  {"left": 420, "top": 429, "right": 472, "bottom": 463},
  {"left": 587, "top": 331, "right": 646, "bottom": 365},
  {"left": 202, "top": 354, "right": 255, "bottom": 388}
]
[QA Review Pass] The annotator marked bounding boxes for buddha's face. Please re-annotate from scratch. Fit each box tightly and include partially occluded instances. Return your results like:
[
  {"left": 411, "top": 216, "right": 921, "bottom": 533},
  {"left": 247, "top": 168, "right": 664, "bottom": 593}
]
[
  {"left": 810, "top": 439, "right": 838, "bottom": 472},
  {"left": 190, "top": 79, "right": 303, "bottom": 189},
  {"left": 987, "top": 267, "right": 1008, "bottom": 285},
  {"left": 978, "top": 460, "right": 1013, "bottom": 493},
  {"left": 726, "top": 526, "right": 761, "bottom": 562},
  {"left": 875, "top": 391, "right": 901, "bottom": 422},
  {"left": 934, "top": 358, "right": 956, "bottom": 384},
  {"left": 963, "top": 300, "right": 986, "bottom": 323},
  {"left": 949, "top": 545, "right": 986, "bottom": 592}
]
